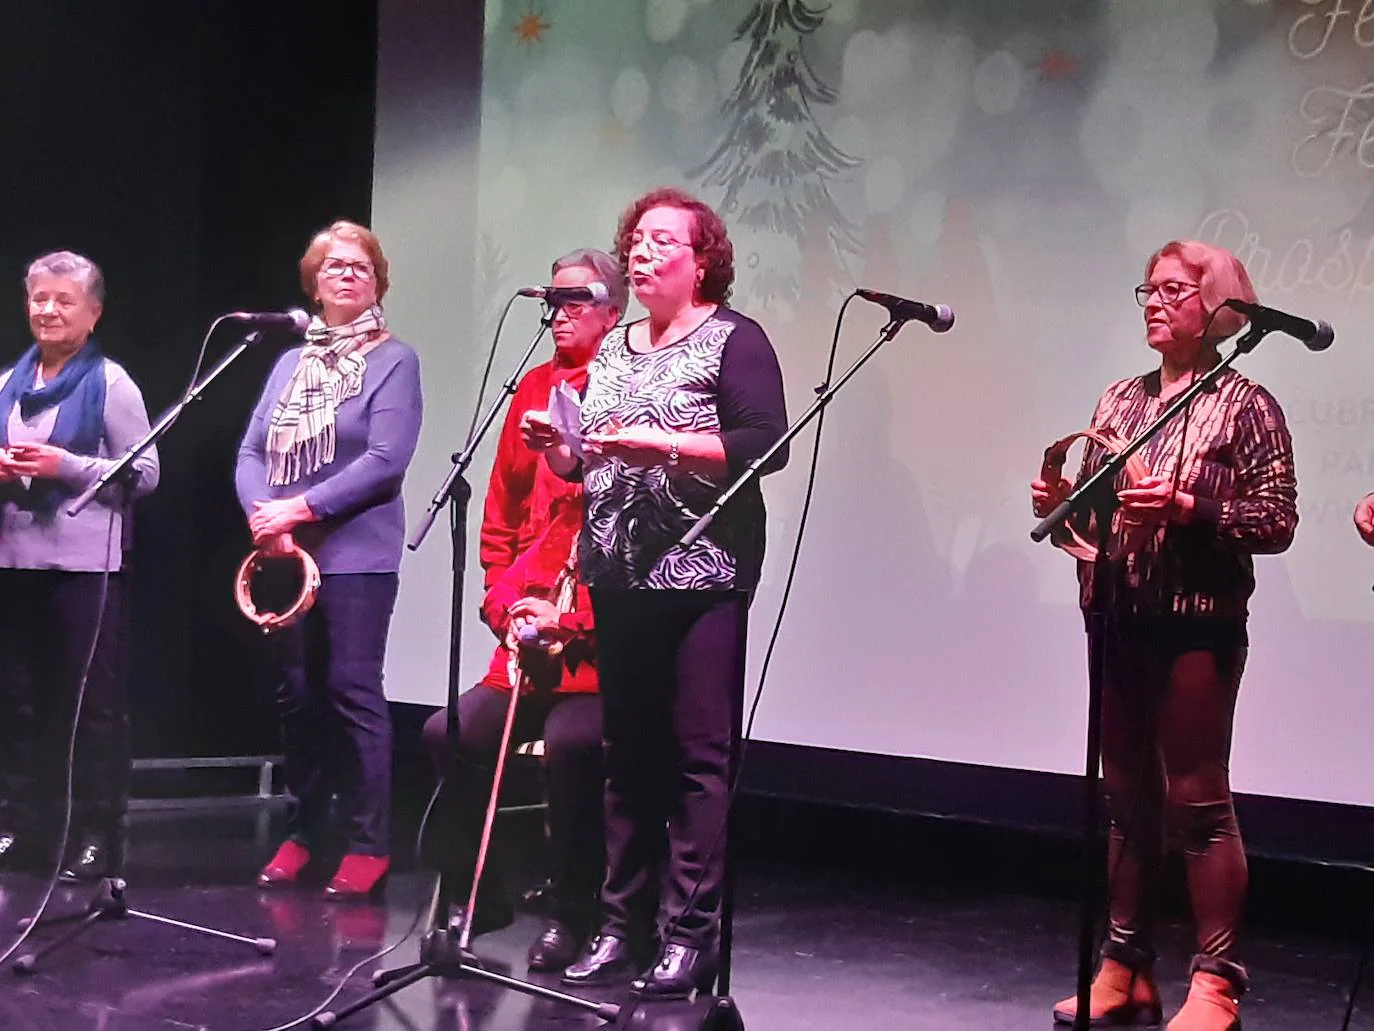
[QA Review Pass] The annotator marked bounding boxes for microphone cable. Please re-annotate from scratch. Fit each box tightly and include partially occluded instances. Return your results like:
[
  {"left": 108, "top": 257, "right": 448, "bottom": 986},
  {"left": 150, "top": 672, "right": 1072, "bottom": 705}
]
[
  {"left": 248, "top": 781, "right": 445, "bottom": 1031},
  {"left": 463, "top": 294, "right": 522, "bottom": 450},
  {"left": 254, "top": 290, "right": 530, "bottom": 1030},
  {"left": 0, "top": 502, "right": 119, "bottom": 970},
  {"left": 616, "top": 291, "right": 859, "bottom": 1027}
]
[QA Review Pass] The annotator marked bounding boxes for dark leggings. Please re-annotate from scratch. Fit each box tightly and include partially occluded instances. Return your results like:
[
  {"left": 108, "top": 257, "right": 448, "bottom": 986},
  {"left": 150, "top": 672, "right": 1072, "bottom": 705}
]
[
  {"left": 591, "top": 588, "right": 748, "bottom": 951},
  {"left": 423, "top": 686, "right": 603, "bottom": 926},
  {"left": 0, "top": 570, "right": 129, "bottom": 844},
  {"left": 1097, "top": 631, "right": 1248, "bottom": 989}
]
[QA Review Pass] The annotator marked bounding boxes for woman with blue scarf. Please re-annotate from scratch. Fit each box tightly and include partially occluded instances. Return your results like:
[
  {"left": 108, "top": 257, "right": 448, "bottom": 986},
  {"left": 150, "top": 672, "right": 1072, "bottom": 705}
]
[{"left": 0, "top": 251, "right": 160, "bottom": 881}]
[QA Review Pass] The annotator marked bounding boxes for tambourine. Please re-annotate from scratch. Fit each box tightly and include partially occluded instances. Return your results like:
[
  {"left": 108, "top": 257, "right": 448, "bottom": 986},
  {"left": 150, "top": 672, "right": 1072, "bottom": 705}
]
[
  {"left": 1040, "top": 427, "right": 1151, "bottom": 562},
  {"left": 234, "top": 544, "right": 322, "bottom": 633}
]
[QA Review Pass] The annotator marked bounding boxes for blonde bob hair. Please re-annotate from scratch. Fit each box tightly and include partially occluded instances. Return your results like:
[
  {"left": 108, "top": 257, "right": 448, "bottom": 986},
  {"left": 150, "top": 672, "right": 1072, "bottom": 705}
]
[{"left": 1145, "top": 239, "right": 1257, "bottom": 341}]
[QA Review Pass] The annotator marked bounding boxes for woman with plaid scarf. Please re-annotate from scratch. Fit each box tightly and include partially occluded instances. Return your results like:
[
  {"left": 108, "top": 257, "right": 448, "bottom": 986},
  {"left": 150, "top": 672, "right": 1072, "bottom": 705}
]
[{"left": 235, "top": 220, "right": 422, "bottom": 898}]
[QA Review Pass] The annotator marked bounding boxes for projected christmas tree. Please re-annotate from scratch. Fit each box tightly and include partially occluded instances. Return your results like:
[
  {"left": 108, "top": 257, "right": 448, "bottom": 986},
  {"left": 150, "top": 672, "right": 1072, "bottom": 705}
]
[{"left": 692, "top": 0, "right": 860, "bottom": 319}]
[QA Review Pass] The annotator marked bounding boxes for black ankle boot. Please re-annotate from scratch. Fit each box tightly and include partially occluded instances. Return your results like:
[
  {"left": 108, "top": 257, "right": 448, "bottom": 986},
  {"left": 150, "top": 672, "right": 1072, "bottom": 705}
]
[
  {"left": 60, "top": 832, "right": 123, "bottom": 883},
  {"left": 0, "top": 829, "right": 37, "bottom": 873},
  {"left": 527, "top": 918, "right": 584, "bottom": 972},
  {"left": 630, "top": 943, "right": 717, "bottom": 1000},
  {"left": 561, "top": 933, "right": 637, "bottom": 987}
]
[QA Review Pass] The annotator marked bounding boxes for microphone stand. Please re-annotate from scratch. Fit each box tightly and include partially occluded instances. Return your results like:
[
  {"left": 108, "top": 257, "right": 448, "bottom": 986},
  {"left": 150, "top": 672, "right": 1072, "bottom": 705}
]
[
  {"left": 315, "top": 307, "right": 624, "bottom": 1028},
  {"left": 653, "top": 314, "right": 917, "bottom": 1031},
  {"left": 681, "top": 316, "right": 911, "bottom": 549},
  {"left": 69, "top": 331, "right": 268, "bottom": 517},
  {"left": 16, "top": 328, "right": 279, "bottom": 975},
  {"left": 1029, "top": 324, "right": 1273, "bottom": 1031}
]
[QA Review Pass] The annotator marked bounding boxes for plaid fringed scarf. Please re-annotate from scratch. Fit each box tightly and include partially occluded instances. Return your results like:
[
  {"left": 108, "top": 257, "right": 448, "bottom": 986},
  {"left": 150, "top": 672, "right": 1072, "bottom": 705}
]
[{"left": 266, "top": 304, "right": 387, "bottom": 486}]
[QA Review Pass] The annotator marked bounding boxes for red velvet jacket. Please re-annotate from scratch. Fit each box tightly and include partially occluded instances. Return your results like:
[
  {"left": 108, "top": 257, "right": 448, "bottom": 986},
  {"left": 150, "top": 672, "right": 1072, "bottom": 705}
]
[
  {"left": 479, "top": 359, "right": 590, "bottom": 589},
  {"left": 477, "top": 356, "right": 596, "bottom": 694}
]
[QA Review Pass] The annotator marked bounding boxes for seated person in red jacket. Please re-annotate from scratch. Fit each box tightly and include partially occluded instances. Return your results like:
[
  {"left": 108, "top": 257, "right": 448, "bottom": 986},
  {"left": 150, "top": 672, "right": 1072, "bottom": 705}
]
[
  {"left": 422, "top": 249, "right": 623, "bottom": 973},
  {"left": 479, "top": 248, "right": 625, "bottom": 588}
]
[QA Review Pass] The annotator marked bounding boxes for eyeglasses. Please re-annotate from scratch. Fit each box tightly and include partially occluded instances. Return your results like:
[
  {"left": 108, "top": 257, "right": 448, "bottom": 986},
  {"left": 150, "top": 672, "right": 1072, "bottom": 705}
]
[
  {"left": 628, "top": 231, "right": 690, "bottom": 258},
  {"left": 320, "top": 258, "right": 374, "bottom": 280},
  {"left": 553, "top": 302, "right": 597, "bottom": 319},
  {"left": 1135, "top": 281, "right": 1198, "bottom": 307}
]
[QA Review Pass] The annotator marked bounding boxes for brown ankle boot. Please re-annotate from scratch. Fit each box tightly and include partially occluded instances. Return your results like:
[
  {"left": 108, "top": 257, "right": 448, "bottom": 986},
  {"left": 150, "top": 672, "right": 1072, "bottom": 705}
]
[
  {"left": 1167, "top": 971, "right": 1241, "bottom": 1031},
  {"left": 1053, "top": 957, "right": 1163, "bottom": 1026}
]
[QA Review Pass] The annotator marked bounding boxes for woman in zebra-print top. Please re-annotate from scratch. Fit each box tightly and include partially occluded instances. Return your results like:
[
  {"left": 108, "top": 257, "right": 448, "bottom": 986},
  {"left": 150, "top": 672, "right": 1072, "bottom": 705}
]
[{"left": 523, "top": 187, "right": 788, "bottom": 998}]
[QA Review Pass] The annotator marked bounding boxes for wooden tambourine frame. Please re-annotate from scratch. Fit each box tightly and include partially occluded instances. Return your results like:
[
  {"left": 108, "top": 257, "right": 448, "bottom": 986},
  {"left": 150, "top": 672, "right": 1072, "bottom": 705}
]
[
  {"left": 1040, "top": 428, "right": 1150, "bottom": 562},
  {"left": 234, "top": 545, "right": 322, "bottom": 634}
]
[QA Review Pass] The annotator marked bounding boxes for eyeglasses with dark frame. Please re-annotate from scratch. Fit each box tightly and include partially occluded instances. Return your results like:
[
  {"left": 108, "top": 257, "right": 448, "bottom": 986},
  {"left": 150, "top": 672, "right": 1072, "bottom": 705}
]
[
  {"left": 320, "top": 257, "right": 375, "bottom": 280},
  {"left": 1135, "top": 280, "right": 1199, "bottom": 307},
  {"left": 552, "top": 301, "right": 599, "bottom": 319}
]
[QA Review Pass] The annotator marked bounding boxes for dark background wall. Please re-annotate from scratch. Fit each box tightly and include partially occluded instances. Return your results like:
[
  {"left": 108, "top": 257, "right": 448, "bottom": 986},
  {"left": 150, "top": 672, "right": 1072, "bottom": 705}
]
[{"left": 0, "top": 1, "right": 379, "bottom": 758}]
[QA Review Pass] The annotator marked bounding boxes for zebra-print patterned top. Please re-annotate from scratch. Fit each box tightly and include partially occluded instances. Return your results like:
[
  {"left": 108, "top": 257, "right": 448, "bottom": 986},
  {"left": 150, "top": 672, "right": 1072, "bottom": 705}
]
[
  {"left": 1072, "top": 366, "right": 1297, "bottom": 646},
  {"left": 579, "top": 308, "right": 788, "bottom": 591}
]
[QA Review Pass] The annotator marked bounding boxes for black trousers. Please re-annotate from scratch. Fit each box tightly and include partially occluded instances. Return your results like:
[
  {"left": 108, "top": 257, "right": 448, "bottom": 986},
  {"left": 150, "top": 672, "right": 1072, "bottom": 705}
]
[
  {"left": 423, "top": 685, "right": 603, "bottom": 927},
  {"left": 590, "top": 588, "right": 748, "bottom": 950},
  {"left": 273, "top": 572, "right": 398, "bottom": 856},
  {"left": 0, "top": 569, "right": 130, "bottom": 844}
]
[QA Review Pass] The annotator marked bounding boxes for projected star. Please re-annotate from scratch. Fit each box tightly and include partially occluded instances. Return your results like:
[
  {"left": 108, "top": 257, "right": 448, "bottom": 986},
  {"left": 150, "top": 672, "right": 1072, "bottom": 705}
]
[
  {"left": 514, "top": 10, "right": 550, "bottom": 48},
  {"left": 1038, "top": 49, "right": 1079, "bottom": 80}
]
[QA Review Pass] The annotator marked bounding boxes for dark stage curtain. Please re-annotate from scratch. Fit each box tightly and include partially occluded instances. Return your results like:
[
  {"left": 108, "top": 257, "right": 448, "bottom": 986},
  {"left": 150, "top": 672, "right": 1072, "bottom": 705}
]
[{"left": 0, "top": 0, "right": 379, "bottom": 759}]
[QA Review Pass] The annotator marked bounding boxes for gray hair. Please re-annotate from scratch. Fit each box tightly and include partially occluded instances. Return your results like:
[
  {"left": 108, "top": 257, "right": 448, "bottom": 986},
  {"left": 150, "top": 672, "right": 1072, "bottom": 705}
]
[
  {"left": 25, "top": 250, "right": 105, "bottom": 304},
  {"left": 551, "top": 248, "right": 628, "bottom": 314}
]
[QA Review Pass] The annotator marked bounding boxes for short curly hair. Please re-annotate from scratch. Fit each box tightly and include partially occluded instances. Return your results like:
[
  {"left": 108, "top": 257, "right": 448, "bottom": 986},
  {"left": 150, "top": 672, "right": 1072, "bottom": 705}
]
[
  {"left": 299, "top": 220, "right": 391, "bottom": 305},
  {"left": 613, "top": 187, "right": 734, "bottom": 305}
]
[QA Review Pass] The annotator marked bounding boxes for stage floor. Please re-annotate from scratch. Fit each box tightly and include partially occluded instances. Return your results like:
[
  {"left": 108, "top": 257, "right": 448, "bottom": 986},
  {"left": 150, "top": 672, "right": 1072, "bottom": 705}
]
[{"left": 0, "top": 809, "right": 1366, "bottom": 1030}]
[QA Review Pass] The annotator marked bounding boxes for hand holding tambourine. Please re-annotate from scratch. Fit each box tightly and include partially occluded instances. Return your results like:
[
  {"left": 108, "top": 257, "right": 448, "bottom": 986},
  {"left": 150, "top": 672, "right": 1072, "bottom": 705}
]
[{"left": 1033, "top": 427, "right": 1153, "bottom": 562}]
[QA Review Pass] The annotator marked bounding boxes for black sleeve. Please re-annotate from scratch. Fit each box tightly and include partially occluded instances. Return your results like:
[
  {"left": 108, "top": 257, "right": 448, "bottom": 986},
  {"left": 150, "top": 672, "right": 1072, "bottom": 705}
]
[{"left": 717, "top": 313, "right": 789, "bottom": 478}]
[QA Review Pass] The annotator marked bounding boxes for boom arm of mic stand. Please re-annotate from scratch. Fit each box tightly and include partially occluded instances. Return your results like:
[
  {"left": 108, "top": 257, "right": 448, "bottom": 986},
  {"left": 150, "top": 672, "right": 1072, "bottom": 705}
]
[
  {"left": 67, "top": 331, "right": 265, "bottom": 517},
  {"left": 407, "top": 315, "right": 553, "bottom": 551},
  {"left": 1029, "top": 328, "right": 1266, "bottom": 547},
  {"left": 680, "top": 317, "right": 908, "bottom": 550}
]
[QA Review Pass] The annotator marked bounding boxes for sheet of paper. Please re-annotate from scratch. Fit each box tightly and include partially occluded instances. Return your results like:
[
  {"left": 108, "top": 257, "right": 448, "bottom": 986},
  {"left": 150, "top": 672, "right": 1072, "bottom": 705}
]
[{"left": 547, "top": 381, "right": 585, "bottom": 459}]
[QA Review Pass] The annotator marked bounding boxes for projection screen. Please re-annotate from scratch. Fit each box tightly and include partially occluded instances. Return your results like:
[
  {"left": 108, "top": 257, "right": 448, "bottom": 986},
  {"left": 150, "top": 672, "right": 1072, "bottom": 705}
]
[{"left": 373, "top": 0, "right": 1374, "bottom": 806}]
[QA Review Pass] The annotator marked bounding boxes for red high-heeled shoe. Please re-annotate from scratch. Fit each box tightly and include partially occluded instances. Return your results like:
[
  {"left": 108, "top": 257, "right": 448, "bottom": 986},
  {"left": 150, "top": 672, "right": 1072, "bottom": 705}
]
[
  {"left": 257, "top": 840, "right": 312, "bottom": 887},
  {"left": 324, "top": 854, "right": 390, "bottom": 899}
]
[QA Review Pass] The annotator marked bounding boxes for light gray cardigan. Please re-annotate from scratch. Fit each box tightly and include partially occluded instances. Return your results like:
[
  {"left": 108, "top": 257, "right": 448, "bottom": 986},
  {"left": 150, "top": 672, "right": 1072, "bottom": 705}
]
[{"left": 0, "top": 359, "right": 160, "bottom": 572}]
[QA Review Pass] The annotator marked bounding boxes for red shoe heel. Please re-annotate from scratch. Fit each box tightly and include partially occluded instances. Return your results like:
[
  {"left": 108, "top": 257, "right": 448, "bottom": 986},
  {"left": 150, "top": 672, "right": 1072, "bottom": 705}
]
[
  {"left": 324, "top": 854, "right": 390, "bottom": 899},
  {"left": 257, "top": 840, "right": 312, "bottom": 887}
]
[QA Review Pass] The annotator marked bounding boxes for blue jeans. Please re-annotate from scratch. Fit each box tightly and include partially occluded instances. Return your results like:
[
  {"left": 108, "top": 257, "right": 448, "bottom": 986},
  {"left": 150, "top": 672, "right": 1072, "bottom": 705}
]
[{"left": 274, "top": 572, "right": 398, "bottom": 856}]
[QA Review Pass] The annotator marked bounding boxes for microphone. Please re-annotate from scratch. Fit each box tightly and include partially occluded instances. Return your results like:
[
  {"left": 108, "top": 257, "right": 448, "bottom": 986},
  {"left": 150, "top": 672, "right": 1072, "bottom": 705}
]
[
  {"left": 1222, "top": 299, "right": 1334, "bottom": 351},
  {"left": 855, "top": 289, "right": 955, "bottom": 332},
  {"left": 517, "top": 283, "right": 611, "bottom": 306},
  {"left": 225, "top": 309, "right": 312, "bottom": 334}
]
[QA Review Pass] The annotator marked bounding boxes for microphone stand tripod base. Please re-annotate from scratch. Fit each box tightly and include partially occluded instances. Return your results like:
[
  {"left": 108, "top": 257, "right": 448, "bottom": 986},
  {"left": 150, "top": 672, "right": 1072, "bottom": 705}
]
[
  {"left": 610, "top": 994, "right": 746, "bottom": 1030},
  {"left": 12, "top": 876, "right": 275, "bottom": 975},
  {"left": 311, "top": 900, "right": 622, "bottom": 1028}
]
